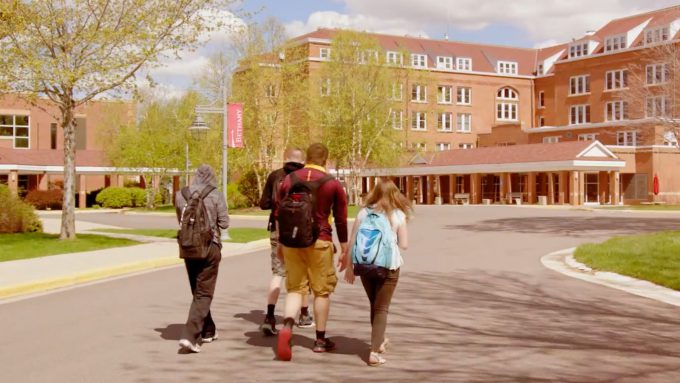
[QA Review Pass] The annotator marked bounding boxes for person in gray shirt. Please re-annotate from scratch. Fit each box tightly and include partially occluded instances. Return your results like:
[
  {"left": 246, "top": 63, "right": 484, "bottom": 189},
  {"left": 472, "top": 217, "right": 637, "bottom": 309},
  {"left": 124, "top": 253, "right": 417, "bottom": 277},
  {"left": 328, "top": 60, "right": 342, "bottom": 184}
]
[{"left": 175, "top": 164, "right": 229, "bottom": 353}]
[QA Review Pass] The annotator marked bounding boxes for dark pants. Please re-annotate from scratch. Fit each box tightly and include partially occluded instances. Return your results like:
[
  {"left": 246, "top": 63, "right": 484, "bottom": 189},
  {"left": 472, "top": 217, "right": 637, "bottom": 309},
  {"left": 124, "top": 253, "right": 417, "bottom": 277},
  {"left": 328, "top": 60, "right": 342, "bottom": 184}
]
[
  {"left": 360, "top": 268, "right": 400, "bottom": 350},
  {"left": 181, "top": 243, "right": 221, "bottom": 343}
]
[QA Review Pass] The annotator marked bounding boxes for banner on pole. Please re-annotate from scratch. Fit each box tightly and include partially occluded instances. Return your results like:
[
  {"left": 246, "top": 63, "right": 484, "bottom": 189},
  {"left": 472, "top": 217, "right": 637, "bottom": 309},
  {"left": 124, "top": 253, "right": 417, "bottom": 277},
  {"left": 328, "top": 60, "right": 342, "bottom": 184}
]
[{"left": 227, "top": 103, "right": 244, "bottom": 148}]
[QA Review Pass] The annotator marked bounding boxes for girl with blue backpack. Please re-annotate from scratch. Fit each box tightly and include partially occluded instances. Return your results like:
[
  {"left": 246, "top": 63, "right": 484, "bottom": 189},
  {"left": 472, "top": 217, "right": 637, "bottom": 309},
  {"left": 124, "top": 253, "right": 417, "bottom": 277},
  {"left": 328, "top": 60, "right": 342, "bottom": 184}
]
[{"left": 344, "top": 179, "right": 412, "bottom": 366}]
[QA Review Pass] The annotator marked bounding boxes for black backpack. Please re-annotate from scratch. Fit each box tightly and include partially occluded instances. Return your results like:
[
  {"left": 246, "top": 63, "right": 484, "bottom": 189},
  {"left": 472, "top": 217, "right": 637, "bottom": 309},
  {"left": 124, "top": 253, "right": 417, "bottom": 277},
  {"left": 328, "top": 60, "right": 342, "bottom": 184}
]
[
  {"left": 177, "top": 185, "right": 216, "bottom": 259},
  {"left": 277, "top": 172, "right": 333, "bottom": 248}
]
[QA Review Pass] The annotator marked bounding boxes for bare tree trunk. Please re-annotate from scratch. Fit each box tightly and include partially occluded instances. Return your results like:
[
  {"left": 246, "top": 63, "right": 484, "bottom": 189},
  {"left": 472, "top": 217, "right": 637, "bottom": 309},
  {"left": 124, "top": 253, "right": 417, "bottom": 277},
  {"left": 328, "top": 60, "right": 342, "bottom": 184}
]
[{"left": 59, "top": 102, "right": 77, "bottom": 240}]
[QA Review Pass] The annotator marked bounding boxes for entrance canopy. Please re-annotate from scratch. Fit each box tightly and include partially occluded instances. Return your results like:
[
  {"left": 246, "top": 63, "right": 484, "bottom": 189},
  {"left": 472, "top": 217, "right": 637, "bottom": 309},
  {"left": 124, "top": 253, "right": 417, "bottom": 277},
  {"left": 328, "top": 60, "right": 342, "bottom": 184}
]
[{"left": 360, "top": 141, "right": 625, "bottom": 176}]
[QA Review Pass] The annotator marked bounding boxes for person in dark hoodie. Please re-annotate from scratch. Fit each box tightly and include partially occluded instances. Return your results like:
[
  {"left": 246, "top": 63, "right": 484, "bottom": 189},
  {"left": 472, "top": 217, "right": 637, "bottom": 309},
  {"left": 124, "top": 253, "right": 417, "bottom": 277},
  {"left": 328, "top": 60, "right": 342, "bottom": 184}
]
[
  {"left": 258, "top": 147, "right": 313, "bottom": 335},
  {"left": 175, "top": 164, "right": 229, "bottom": 353}
]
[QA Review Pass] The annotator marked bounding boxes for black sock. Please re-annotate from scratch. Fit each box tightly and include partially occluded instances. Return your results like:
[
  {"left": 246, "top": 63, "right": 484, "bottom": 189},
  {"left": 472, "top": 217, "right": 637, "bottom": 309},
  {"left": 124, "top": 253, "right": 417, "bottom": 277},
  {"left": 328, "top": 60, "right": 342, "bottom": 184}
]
[
  {"left": 300, "top": 306, "right": 309, "bottom": 316},
  {"left": 316, "top": 330, "right": 325, "bottom": 340},
  {"left": 283, "top": 317, "right": 295, "bottom": 329},
  {"left": 266, "top": 304, "right": 275, "bottom": 318}
]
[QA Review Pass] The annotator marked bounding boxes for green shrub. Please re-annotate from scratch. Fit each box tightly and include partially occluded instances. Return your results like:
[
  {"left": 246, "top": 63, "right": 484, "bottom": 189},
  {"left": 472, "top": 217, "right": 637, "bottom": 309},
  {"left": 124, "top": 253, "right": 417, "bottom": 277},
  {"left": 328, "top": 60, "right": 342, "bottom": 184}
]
[
  {"left": 0, "top": 185, "right": 43, "bottom": 233},
  {"left": 130, "top": 187, "right": 147, "bottom": 207},
  {"left": 95, "top": 187, "right": 132, "bottom": 208},
  {"left": 25, "top": 189, "right": 63, "bottom": 210},
  {"left": 227, "top": 184, "right": 249, "bottom": 209},
  {"left": 238, "top": 169, "right": 266, "bottom": 207}
]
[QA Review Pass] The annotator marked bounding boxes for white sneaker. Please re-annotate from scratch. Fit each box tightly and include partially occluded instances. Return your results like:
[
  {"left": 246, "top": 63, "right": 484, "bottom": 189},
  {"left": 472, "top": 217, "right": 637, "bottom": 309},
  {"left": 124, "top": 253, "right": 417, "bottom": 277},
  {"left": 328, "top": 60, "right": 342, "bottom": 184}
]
[
  {"left": 201, "top": 332, "right": 219, "bottom": 343},
  {"left": 179, "top": 339, "right": 201, "bottom": 353}
]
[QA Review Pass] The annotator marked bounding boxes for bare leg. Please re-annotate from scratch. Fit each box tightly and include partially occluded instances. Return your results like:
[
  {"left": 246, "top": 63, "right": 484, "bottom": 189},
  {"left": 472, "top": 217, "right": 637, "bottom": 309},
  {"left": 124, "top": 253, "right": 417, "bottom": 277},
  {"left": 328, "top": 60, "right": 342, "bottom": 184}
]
[
  {"left": 313, "top": 295, "right": 330, "bottom": 332},
  {"left": 268, "top": 275, "right": 283, "bottom": 305}
]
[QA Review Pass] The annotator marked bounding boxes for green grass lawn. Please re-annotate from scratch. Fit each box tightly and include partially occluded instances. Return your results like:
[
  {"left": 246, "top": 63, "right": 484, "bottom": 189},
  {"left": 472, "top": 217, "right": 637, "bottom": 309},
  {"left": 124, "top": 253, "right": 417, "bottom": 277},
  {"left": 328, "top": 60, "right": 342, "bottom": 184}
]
[
  {"left": 126, "top": 205, "right": 176, "bottom": 213},
  {"left": 0, "top": 233, "right": 140, "bottom": 262},
  {"left": 597, "top": 205, "right": 680, "bottom": 211},
  {"left": 90, "top": 228, "right": 269, "bottom": 243},
  {"left": 574, "top": 230, "right": 680, "bottom": 291}
]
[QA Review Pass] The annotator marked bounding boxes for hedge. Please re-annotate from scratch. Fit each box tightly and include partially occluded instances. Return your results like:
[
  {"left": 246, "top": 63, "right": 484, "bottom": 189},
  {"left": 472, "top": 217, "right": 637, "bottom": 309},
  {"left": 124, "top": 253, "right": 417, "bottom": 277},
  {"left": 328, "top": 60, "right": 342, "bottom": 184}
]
[
  {"left": 0, "top": 185, "right": 43, "bottom": 233},
  {"left": 95, "top": 186, "right": 163, "bottom": 208},
  {"left": 25, "top": 189, "right": 63, "bottom": 210}
]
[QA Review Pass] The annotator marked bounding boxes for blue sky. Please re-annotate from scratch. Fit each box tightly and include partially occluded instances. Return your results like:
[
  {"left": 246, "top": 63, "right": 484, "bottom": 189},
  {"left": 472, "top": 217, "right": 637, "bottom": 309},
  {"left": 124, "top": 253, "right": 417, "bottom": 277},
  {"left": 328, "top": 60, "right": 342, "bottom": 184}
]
[{"left": 148, "top": 0, "right": 679, "bottom": 96}]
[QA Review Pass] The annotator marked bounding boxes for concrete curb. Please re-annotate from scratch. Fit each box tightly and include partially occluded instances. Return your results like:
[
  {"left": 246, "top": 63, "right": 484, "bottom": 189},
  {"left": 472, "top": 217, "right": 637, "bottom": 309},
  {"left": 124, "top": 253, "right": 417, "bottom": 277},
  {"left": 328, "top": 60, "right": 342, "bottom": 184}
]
[
  {"left": 0, "top": 239, "right": 271, "bottom": 301},
  {"left": 541, "top": 248, "right": 680, "bottom": 307}
]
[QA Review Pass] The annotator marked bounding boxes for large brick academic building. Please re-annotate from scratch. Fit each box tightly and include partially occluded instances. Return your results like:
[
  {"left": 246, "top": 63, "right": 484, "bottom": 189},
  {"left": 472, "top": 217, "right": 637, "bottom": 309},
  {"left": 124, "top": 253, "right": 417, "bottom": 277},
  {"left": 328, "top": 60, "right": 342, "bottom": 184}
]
[{"left": 291, "top": 5, "right": 680, "bottom": 205}]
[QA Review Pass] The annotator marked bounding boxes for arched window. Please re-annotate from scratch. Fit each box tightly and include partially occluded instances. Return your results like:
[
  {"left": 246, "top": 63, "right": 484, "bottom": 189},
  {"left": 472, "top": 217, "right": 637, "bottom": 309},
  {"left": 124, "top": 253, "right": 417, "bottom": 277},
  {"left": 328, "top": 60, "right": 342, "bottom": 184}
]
[{"left": 496, "top": 87, "right": 519, "bottom": 121}]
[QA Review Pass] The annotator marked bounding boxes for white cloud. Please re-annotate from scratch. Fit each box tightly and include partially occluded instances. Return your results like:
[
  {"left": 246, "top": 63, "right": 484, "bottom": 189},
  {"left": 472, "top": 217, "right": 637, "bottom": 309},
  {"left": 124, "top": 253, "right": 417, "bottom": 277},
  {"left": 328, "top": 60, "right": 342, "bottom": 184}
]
[
  {"left": 341, "top": 0, "right": 680, "bottom": 44},
  {"left": 285, "top": 11, "right": 429, "bottom": 39}
]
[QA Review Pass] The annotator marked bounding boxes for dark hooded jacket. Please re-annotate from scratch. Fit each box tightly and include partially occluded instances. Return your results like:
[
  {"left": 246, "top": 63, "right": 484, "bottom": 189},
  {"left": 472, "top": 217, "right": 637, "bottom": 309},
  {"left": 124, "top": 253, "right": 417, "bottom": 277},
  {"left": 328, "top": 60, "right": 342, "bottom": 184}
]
[
  {"left": 259, "top": 161, "right": 304, "bottom": 231},
  {"left": 175, "top": 164, "right": 230, "bottom": 244}
]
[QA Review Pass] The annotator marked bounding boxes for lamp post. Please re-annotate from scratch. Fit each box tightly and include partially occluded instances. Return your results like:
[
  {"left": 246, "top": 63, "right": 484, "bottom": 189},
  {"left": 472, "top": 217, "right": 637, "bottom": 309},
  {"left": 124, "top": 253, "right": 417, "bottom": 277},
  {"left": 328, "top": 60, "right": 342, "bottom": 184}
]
[{"left": 189, "top": 88, "right": 230, "bottom": 241}]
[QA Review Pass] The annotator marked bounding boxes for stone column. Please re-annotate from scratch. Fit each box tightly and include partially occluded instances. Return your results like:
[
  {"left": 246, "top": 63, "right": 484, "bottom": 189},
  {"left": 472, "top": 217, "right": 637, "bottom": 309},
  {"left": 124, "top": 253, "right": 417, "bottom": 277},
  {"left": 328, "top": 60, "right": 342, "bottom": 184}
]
[
  {"left": 578, "top": 171, "right": 585, "bottom": 205},
  {"left": 426, "top": 175, "right": 435, "bottom": 205},
  {"left": 78, "top": 174, "right": 87, "bottom": 209},
  {"left": 527, "top": 172, "right": 536, "bottom": 204},
  {"left": 8, "top": 170, "right": 18, "bottom": 196},
  {"left": 449, "top": 174, "right": 455, "bottom": 204},
  {"left": 471, "top": 173, "right": 481, "bottom": 204},
  {"left": 558, "top": 171, "right": 567, "bottom": 205},
  {"left": 610, "top": 171, "right": 620, "bottom": 205},
  {"left": 547, "top": 172, "right": 555, "bottom": 205},
  {"left": 406, "top": 176, "right": 414, "bottom": 202}
]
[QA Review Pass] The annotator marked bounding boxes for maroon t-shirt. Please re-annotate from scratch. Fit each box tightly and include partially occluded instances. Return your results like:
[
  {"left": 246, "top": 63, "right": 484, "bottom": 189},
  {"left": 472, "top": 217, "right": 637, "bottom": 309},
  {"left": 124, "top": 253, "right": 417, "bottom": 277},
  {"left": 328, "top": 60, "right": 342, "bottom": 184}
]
[{"left": 278, "top": 166, "right": 348, "bottom": 243}]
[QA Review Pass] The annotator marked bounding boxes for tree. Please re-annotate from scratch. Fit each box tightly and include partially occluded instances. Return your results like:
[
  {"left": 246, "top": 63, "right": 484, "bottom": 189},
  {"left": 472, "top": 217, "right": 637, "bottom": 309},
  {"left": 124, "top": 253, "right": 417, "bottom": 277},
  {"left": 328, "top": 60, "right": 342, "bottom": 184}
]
[
  {"left": 623, "top": 41, "right": 680, "bottom": 146},
  {"left": 105, "top": 93, "right": 199, "bottom": 209},
  {"left": 230, "top": 17, "right": 311, "bottom": 198},
  {"left": 0, "top": 0, "right": 238, "bottom": 239},
  {"left": 313, "top": 31, "right": 403, "bottom": 204}
]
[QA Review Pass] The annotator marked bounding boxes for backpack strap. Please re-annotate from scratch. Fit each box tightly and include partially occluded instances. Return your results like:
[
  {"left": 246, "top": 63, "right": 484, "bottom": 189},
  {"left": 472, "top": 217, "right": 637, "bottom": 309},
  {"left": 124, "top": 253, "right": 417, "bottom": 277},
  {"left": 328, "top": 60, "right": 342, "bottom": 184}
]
[{"left": 199, "top": 185, "right": 216, "bottom": 199}]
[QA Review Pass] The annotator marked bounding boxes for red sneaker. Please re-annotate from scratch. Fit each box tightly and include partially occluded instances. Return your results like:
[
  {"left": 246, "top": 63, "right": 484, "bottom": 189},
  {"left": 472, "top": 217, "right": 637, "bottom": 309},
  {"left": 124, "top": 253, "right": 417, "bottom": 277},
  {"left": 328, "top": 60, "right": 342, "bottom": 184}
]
[{"left": 277, "top": 326, "right": 293, "bottom": 361}]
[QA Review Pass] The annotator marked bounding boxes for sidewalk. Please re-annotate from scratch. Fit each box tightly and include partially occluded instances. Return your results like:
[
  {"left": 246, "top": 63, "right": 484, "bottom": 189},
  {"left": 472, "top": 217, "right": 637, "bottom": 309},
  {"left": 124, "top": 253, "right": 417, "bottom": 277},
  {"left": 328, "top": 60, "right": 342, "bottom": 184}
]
[{"left": 0, "top": 219, "right": 269, "bottom": 301}]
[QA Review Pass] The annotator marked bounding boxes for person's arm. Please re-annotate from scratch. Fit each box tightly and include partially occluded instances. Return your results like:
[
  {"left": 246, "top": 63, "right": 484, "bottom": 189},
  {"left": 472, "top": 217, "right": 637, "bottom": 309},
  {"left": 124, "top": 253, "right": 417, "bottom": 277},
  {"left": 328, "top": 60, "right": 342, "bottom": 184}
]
[
  {"left": 333, "top": 181, "right": 349, "bottom": 271},
  {"left": 343, "top": 211, "right": 363, "bottom": 284},
  {"left": 396, "top": 211, "right": 408, "bottom": 250},
  {"left": 216, "top": 193, "right": 230, "bottom": 230},
  {"left": 259, "top": 171, "right": 276, "bottom": 210},
  {"left": 174, "top": 192, "right": 184, "bottom": 224}
]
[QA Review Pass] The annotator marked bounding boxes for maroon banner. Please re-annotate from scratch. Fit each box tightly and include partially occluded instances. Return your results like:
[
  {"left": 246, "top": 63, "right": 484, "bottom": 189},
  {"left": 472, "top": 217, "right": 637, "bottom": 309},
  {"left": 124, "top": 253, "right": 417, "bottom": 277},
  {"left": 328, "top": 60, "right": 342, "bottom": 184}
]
[{"left": 227, "top": 103, "right": 244, "bottom": 148}]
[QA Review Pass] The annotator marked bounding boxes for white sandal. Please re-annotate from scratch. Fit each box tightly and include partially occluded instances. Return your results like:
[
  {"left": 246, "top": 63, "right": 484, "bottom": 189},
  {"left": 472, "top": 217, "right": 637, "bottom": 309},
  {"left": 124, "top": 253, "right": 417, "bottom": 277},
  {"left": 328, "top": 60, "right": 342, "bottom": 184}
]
[
  {"left": 378, "top": 338, "right": 390, "bottom": 354},
  {"left": 368, "top": 351, "right": 386, "bottom": 366}
]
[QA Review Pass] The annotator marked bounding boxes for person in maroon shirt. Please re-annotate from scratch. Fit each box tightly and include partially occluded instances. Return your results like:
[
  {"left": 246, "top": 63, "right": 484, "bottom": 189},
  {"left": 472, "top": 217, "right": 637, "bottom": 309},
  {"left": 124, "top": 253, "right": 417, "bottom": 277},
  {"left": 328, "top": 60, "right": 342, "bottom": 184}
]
[{"left": 275, "top": 143, "right": 349, "bottom": 361}]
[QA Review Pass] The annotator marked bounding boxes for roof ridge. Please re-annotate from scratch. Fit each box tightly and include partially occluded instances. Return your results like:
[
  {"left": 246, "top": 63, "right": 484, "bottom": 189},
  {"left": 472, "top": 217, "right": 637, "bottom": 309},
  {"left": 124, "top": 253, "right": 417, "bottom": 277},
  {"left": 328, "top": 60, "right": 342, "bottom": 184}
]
[{"left": 608, "top": 4, "right": 680, "bottom": 23}]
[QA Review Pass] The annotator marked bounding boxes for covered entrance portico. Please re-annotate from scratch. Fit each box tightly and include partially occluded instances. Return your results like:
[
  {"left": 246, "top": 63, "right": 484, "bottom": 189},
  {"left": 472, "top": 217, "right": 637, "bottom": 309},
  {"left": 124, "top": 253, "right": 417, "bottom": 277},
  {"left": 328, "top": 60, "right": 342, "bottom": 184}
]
[{"left": 360, "top": 141, "right": 625, "bottom": 206}]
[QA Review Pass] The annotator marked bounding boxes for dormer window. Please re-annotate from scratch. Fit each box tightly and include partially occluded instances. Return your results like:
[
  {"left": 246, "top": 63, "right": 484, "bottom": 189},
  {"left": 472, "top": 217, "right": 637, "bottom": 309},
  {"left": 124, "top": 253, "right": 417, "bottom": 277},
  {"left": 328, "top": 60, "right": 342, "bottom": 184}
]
[
  {"left": 605, "top": 35, "right": 627, "bottom": 52},
  {"left": 411, "top": 54, "right": 427, "bottom": 68},
  {"left": 569, "top": 42, "right": 590, "bottom": 58},
  {"left": 456, "top": 57, "right": 472, "bottom": 71},
  {"left": 436, "top": 56, "right": 453, "bottom": 70},
  {"left": 645, "top": 26, "right": 670, "bottom": 45},
  {"left": 497, "top": 61, "right": 518, "bottom": 75},
  {"left": 537, "top": 63, "right": 544, "bottom": 75},
  {"left": 319, "top": 48, "right": 331, "bottom": 60},
  {"left": 386, "top": 51, "right": 403, "bottom": 65}
]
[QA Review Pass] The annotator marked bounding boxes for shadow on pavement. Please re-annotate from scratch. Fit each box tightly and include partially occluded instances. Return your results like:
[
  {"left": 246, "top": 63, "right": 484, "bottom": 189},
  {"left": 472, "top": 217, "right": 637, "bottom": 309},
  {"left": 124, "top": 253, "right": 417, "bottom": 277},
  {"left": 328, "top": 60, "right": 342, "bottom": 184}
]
[
  {"left": 449, "top": 216, "right": 680, "bottom": 237},
  {"left": 154, "top": 324, "right": 183, "bottom": 341}
]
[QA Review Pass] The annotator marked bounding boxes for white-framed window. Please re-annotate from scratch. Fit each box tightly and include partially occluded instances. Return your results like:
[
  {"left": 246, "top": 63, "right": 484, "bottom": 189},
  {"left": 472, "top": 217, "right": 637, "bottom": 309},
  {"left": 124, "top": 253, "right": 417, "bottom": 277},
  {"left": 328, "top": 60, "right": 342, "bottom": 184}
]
[
  {"left": 411, "top": 111, "right": 427, "bottom": 131},
  {"left": 412, "top": 142, "right": 426, "bottom": 150},
  {"left": 457, "top": 87, "right": 471, "bottom": 105},
  {"left": 604, "top": 35, "right": 627, "bottom": 52},
  {"left": 664, "top": 131, "right": 678, "bottom": 147},
  {"left": 390, "top": 83, "right": 403, "bottom": 101},
  {"left": 539, "top": 116, "right": 545, "bottom": 127},
  {"left": 358, "top": 50, "right": 379, "bottom": 64},
  {"left": 437, "top": 86, "right": 452, "bottom": 104},
  {"left": 645, "top": 26, "right": 670, "bottom": 45},
  {"left": 411, "top": 84, "right": 427, "bottom": 102},
  {"left": 647, "top": 63, "right": 668, "bottom": 85},
  {"left": 456, "top": 57, "right": 472, "bottom": 71},
  {"left": 617, "top": 131, "right": 637, "bottom": 146},
  {"left": 537, "top": 63, "right": 544, "bottom": 76},
  {"left": 319, "top": 47, "right": 331, "bottom": 60},
  {"left": 389, "top": 110, "right": 403, "bottom": 130},
  {"left": 578, "top": 133, "right": 598, "bottom": 141},
  {"left": 436, "top": 142, "right": 451, "bottom": 151},
  {"left": 457, "top": 113, "right": 472, "bottom": 132},
  {"left": 538, "top": 91, "right": 545, "bottom": 108},
  {"left": 438, "top": 112, "right": 453, "bottom": 132},
  {"left": 386, "top": 51, "right": 403, "bottom": 65},
  {"left": 320, "top": 78, "right": 331, "bottom": 96},
  {"left": 436, "top": 56, "right": 453, "bottom": 70},
  {"left": 411, "top": 54, "right": 427, "bottom": 68},
  {"left": 569, "top": 42, "right": 589, "bottom": 58},
  {"left": 496, "top": 87, "right": 518, "bottom": 121},
  {"left": 569, "top": 75, "right": 590, "bottom": 95},
  {"left": 605, "top": 69, "right": 628, "bottom": 90},
  {"left": 0, "top": 114, "right": 30, "bottom": 149},
  {"left": 497, "top": 61, "right": 518, "bottom": 75},
  {"left": 606, "top": 101, "right": 628, "bottom": 121},
  {"left": 646, "top": 95, "right": 670, "bottom": 118},
  {"left": 543, "top": 136, "right": 560, "bottom": 144},
  {"left": 459, "top": 143, "right": 473, "bottom": 149},
  {"left": 265, "top": 84, "right": 277, "bottom": 98},
  {"left": 569, "top": 105, "right": 590, "bottom": 125}
]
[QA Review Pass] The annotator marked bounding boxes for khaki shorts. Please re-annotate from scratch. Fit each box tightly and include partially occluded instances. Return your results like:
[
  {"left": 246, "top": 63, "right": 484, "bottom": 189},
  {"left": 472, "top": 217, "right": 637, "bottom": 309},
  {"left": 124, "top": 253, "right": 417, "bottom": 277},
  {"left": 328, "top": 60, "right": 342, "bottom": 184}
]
[{"left": 281, "top": 240, "right": 337, "bottom": 297}]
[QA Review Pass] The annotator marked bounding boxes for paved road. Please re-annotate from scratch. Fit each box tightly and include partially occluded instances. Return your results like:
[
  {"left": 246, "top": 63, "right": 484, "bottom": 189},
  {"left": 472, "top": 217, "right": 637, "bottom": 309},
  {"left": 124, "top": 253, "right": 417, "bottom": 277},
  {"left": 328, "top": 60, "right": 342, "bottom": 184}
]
[
  {"left": 3, "top": 206, "right": 680, "bottom": 382},
  {"left": 73, "top": 212, "right": 267, "bottom": 229}
]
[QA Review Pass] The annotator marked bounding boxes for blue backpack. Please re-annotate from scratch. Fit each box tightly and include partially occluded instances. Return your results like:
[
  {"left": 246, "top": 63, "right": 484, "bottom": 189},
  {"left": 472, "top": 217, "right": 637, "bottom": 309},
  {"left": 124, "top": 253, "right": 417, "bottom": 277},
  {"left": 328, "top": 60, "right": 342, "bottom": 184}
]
[{"left": 351, "top": 208, "right": 396, "bottom": 279}]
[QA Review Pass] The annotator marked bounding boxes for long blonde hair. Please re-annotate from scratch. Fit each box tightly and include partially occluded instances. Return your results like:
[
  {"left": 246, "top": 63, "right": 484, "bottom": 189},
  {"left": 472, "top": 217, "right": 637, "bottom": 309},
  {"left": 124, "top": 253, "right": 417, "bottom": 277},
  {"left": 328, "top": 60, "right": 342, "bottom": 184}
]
[{"left": 362, "top": 179, "right": 413, "bottom": 223}]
